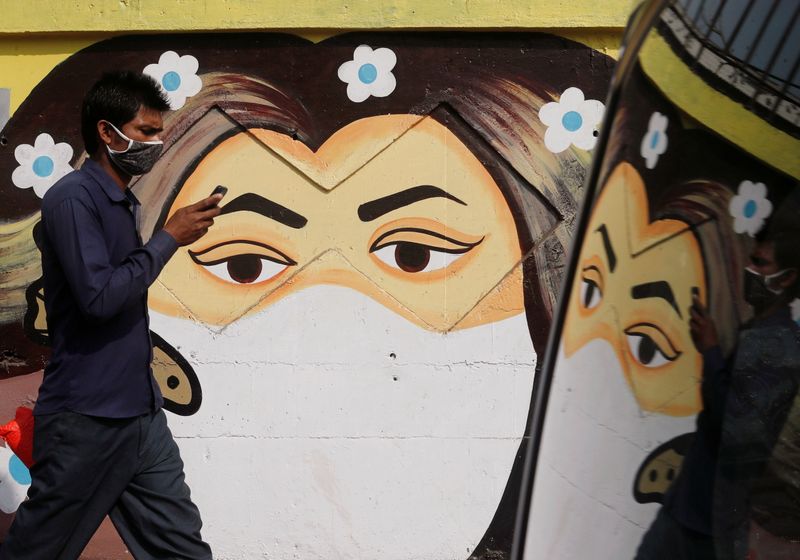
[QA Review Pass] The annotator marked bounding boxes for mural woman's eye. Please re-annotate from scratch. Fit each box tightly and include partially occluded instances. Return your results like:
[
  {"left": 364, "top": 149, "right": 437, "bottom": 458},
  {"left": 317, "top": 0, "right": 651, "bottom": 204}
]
[
  {"left": 189, "top": 241, "right": 296, "bottom": 285},
  {"left": 624, "top": 323, "right": 681, "bottom": 368},
  {"left": 369, "top": 228, "right": 484, "bottom": 274},
  {"left": 579, "top": 265, "right": 603, "bottom": 309}
]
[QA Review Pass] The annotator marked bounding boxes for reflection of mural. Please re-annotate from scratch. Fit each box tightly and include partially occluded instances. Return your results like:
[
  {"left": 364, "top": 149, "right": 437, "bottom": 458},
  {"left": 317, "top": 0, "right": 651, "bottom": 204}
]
[
  {"left": 563, "top": 161, "right": 706, "bottom": 417},
  {"left": 0, "top": 33, "right": 613, "bottom": 557},
  {"left": 518, "top": 1, "right": 800, "bottom": 558}
]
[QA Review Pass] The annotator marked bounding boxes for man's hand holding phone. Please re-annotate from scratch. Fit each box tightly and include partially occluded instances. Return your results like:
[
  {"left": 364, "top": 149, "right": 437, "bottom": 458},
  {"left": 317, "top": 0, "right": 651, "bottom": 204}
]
[
  {"left": 163, "top": 185, "right": 227, "bottom": 246},
  {"left": 689, "top": 290, "right": 719, "bottom": 353}
]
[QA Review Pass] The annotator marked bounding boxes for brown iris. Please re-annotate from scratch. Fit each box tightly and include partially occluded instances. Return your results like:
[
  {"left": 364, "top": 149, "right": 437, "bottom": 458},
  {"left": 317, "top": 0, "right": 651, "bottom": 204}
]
[
  {"left": 226, "top": 254, "right": 263, "bottom": 284},
  {"left": 394, "top": 243, "right": 431, "bottom": 273}
]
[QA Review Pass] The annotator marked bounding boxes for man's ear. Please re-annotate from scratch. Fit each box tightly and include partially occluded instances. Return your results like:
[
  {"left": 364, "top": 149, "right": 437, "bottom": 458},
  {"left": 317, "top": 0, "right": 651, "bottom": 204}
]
[{"left": 96, "top": 120, "right": 114, "bottom": 147}]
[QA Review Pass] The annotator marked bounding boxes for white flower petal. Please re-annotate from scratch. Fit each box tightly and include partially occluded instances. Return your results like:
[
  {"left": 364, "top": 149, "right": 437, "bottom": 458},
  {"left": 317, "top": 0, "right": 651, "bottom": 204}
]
[
  {"left": 181, "top": 74, "right": 203, "bottom": 97},
  {"left": 159, "top": 50, "right": 181, "bottom": 67},
  {"left": 14, "top": 144, "right": 35, "bottom": 164},
  {"left": 54, "top": 161, "right": 73, "bottom": 178},
  {"left": 369, "top": 72, "right": 396, "bottom": 98},
  {"left": 558, "top": 87, "right": 586, "bottom": 110},
  {"left": 543, "top": 127, "right": 572, "bottom": 153},
  {"left": 750, "top": 181, "right": 768, "bottom": 200},
  {"left": 352, "top": 45, "right": 375, "bottom": 65},
  {"left": 738, "top": 180, "right": 757, "bottom": 198},
  {"left": 572, "top": 129, "right": 599, "bottom": 151},
  {"left": 581, "top": 99, "right": 605, "bottom": 125},
  {"left": 12, "top": 166, "right": 33, "bottom": 189},
  {"left": 650, "top": 112, "right": 668, "bottom": 131},
  {"left": 337, "top": 60, "right": 358, "bottom": 82},
  {"left": 166, "top": 92, "right": 188, "bottom": 111},
  {"left": 371, "top": 47, "right": 397, "bottom": 72},
  {"left": 33, "top": 133, "right": 55, "bottom": 150},
  {"left": 177, "top": 54, "right": 199, "bottom": 75},
  {"left": 33, "top": 182, "right": 53, "bottom": 198},
  {"left": 346, "top": 82, "right": 371, "bottom": 103},
  {"left": 728, "top": 195, "right": 745, "bottom": 216},
  {"left": 53, "top": 142, "right": 74, "bottom": 163},
  {"left": 143, "top": 63, "right": 163, "bottom": 79},
  {"left": 755, "top": 197, "right": 773, "bottom": 220},
  {"left": 538, "top": 101, "right": 563, "bottom": 127}
]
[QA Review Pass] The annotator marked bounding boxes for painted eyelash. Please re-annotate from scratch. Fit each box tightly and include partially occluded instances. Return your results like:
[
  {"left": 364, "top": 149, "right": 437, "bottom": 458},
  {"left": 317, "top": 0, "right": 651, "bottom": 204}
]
[
  {"left": 623, "top": 322, "right": 681, "bottom": 360},
  {"left": 188, "top": 240, "right": 297, "bottom": 266},
  {"left": 370, "top": 227, "right": 484, "bottom": 253}
]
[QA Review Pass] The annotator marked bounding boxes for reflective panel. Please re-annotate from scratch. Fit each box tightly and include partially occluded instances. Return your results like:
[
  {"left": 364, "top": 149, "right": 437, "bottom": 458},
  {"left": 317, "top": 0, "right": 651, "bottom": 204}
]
[{"left": 516, "top": 1, "right": 799, "bottom": 558}]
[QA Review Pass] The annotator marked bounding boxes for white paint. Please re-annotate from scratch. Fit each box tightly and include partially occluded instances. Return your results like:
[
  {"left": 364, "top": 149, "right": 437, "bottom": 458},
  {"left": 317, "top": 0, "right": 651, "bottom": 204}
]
[
  {"left": 0, "top": 445, "right": 29, "bottom": 514},
  {"left": 150, "top": 285, "right": 536, "bottom": 559},
  {"left": 523, "top": 340, "right": 695, "bottom": 560},
  {"left": 0, "top": 88, "right": 9, "bottom": 131}
]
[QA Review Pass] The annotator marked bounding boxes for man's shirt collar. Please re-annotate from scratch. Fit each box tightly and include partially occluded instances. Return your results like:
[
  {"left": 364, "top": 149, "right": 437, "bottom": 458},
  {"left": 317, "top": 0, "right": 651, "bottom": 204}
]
[{"left": 82, "top": 158, "right": 127, "bottom": 203}]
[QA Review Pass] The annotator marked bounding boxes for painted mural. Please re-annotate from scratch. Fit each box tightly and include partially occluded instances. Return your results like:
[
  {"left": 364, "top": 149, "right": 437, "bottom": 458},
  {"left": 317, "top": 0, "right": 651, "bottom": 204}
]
[
  {"left": 0, "top": 33, "right": 613, "bottom": 558},
  {"left": 517, "top": 1, "right": 800, "bottom": 559}
]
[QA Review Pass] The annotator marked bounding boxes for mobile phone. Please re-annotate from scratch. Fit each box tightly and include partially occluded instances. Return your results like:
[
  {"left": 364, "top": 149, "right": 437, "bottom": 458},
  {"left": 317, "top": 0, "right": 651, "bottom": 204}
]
[
  {"left": 211, "top": 185, "right": 228, "bottom": 198},
  {"left": 690, "top": 287, "right": 702, "bottom": 313}
]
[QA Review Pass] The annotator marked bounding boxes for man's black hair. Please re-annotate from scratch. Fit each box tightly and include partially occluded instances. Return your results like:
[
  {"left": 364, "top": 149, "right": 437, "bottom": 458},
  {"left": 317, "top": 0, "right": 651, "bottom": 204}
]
[
  {"left": 80, "top": 71, "right": 170, "bottom": 155},
  {"left": 757, "top": 227, "right": 800, "bottom": 298}
]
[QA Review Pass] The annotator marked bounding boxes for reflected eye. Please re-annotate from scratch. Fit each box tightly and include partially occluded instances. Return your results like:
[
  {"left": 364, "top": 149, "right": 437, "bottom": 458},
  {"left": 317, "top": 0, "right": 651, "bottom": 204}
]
[
  {"left": 189, "top": 241, "right": 296, "bottom": 285},
  {"left": 579, "top": 265, "right": 603, "bottom": 309},
  {"left": 624, "top": 323, "right": 681, "bottom": 368},
  {"left": 370, "top": 228, "right": 483, "bottom": 274}
]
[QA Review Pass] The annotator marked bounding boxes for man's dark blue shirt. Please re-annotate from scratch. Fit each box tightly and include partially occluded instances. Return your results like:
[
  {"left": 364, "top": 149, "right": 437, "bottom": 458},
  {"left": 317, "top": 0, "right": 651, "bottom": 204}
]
[{"left": 35, "top": 158, "right": 177, "bottom": 418}]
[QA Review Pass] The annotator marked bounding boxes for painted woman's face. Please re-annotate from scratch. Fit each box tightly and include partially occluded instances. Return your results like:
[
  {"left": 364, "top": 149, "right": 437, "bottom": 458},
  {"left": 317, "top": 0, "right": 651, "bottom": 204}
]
[
  {"left": 146, "top": 114, "right": 534, "bottom": 557},
  {"left": 563, "top": 162, "right": 705, "bottom": 416},
  {"left": 150, "top": 115, "right": 523, "bottom": 330}
]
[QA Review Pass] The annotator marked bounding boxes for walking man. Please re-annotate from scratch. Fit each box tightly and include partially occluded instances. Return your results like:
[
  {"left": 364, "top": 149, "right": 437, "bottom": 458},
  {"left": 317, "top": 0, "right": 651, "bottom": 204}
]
[{"left": 0, "top": 71, "right": 219, "bottom": 559}]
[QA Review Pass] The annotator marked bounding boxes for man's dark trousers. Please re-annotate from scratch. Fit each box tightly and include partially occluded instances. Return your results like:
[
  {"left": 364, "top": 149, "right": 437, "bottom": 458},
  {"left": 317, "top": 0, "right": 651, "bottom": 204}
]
[{"left": 0, "top": 409, "right": 211, "bottom": 560}]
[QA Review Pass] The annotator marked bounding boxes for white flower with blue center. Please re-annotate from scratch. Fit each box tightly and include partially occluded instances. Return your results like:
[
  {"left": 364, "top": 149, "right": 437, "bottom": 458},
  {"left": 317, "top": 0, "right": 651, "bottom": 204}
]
[
  {"left": 538, "top": 87, "right": 605, "bottom": 153},
  {"left": 791, "top": 299, "right": 800, "bottom": 325},
  {"left": 11, "top": 133, "right": 74, "bottom": 198},
  {"left": 0, "top": 445, "right": 30, "bottom": 514},
  {"left": 337, "top": 45, "right": 397, "bottom": 103},
  {"left": 143, "top": 51, "right": 202, "bottom": 110},
  {"left": 640, "top": 111, "right": 669, "bottom": 169},
  {"left": 729, "top": 180, "right": 773, "bottom": 237}
]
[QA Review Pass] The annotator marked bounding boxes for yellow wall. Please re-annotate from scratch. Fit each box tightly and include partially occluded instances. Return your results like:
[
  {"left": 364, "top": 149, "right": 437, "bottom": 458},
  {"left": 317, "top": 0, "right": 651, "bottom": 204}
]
[
  {"left": 2, "top": 0, "right": 632, "bottom": 32},
  {"left": 0, "top": 0, "right": 631, "bottom": 115}
]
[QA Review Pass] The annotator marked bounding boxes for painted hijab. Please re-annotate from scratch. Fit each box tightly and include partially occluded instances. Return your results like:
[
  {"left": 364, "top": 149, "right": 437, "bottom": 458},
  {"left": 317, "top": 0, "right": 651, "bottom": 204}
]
[{"left": 0, "top": 33, "right": 614, "bottom": 557}]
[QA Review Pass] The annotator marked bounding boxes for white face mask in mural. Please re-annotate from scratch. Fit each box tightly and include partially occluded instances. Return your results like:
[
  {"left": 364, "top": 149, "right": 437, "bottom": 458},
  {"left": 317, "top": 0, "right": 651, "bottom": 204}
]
[
  {"left": 0, "top": 446, "right": 30, "bottom": 514},
  {"left": 150, "top": 285, "right": 535, "bottom": 559},
  {"left": 523, "top": 340, "right": 695, "bottom": 560}
]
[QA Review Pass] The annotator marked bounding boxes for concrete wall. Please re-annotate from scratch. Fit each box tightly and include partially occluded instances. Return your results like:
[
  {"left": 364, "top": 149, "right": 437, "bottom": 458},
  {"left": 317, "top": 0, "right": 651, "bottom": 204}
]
[{"left": 0, "top": 2, "right": 629, "bottom": 558}]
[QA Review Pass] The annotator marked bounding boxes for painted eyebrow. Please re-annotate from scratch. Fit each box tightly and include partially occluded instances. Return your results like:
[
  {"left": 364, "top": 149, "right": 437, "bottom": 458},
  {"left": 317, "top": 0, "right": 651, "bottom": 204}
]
[
  {"left": 219, "top": 193, "right": 308, "bottom": 229},
  {"left": 631, "top": 281, "right": 682, "bottom": 318},
  {"left": 595, "top": 224, "right": 617, "bottom": 272},
  {"left": 357, "top": 185, "right": 467, "bottom": 222}
]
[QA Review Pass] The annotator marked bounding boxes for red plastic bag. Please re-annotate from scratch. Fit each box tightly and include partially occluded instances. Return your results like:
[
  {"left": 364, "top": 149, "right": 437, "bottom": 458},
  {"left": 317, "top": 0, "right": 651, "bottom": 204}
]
[{"left": 0, "top": 407, "right": 35, "bottom": 467}]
